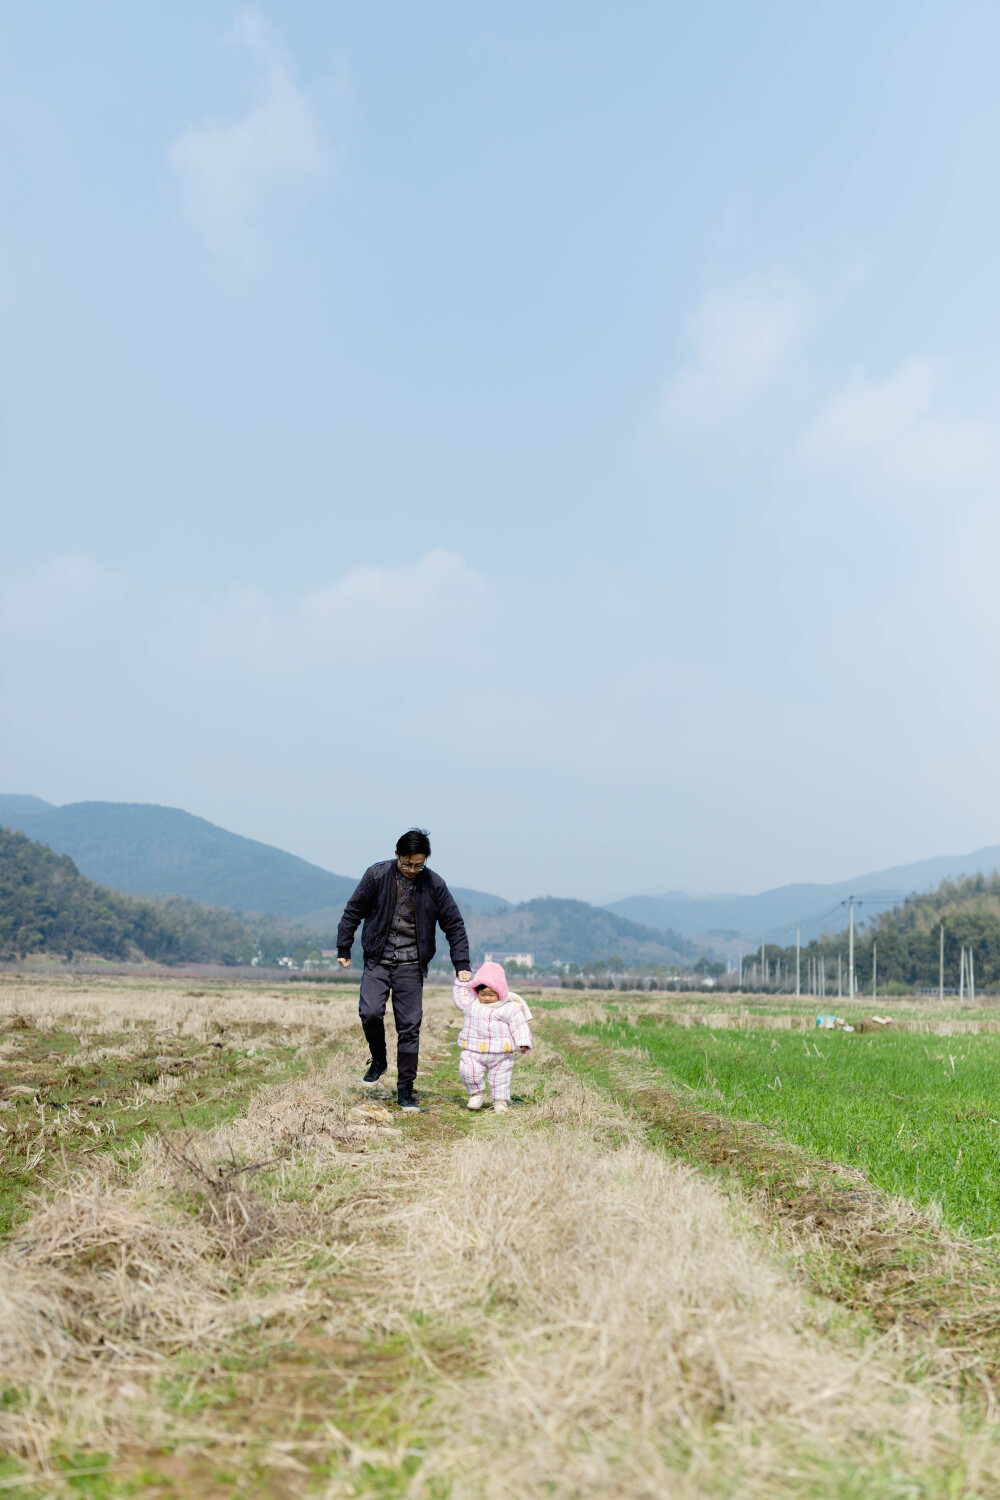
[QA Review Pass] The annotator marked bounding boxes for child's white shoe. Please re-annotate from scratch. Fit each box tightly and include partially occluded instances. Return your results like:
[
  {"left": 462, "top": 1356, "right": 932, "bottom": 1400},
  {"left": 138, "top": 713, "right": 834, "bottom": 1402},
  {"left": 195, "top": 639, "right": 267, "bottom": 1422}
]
[
  {"left": 493, "top": 1099, "right": 510, "bottom": 1114},
  {"left": 466, "top": 1092, "right": 486, "bottom": 1110}
]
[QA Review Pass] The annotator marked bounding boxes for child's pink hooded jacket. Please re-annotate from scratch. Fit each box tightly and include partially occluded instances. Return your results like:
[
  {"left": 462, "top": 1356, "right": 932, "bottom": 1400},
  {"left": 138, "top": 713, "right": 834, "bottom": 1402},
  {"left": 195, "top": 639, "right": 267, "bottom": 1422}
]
[{"left": 452, "top": 961, "right": 533, "bottom": 1054}]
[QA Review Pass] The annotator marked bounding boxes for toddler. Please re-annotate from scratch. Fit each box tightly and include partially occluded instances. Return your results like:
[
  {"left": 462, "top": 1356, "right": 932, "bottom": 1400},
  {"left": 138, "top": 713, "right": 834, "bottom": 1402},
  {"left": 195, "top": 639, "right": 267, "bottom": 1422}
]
[{"left": 453, "top": 961, "right": 532, "bottom": 1113}]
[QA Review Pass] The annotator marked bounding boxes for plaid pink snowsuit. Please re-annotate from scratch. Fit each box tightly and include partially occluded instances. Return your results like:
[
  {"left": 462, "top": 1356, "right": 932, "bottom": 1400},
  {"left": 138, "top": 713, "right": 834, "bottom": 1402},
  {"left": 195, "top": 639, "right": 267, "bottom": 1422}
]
[{"left": 453, "top": 962, "right": 532, "bottom": 1102}]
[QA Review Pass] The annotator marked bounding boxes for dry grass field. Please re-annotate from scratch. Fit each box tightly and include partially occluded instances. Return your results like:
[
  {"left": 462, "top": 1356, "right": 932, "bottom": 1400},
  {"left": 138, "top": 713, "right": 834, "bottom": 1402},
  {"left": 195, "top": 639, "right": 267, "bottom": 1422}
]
[{"left": 2, "top": 976, "right": 1000, "bottom": 1497}]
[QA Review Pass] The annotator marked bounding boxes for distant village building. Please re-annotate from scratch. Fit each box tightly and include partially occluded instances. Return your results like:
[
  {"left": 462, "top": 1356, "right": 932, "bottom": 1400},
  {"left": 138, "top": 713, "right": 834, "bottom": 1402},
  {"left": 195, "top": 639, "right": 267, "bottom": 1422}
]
[
  {"left": 484, "top": 951, "right": 534, "bottom": 969},
  {"left": 321, "top": 950, "right": 338, "bottom": 959}
]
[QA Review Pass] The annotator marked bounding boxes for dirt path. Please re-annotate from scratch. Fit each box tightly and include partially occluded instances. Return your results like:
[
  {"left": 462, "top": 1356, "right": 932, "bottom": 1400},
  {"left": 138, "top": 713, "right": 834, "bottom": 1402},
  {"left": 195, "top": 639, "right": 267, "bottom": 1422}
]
[{"left": 2, "top": 983, "right": 999, "bottom": 1497}]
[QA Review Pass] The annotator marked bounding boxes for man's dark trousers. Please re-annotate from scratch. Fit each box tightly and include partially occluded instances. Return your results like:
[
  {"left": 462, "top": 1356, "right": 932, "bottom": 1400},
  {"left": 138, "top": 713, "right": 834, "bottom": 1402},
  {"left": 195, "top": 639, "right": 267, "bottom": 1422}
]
[{"left": 359, "top": 962, "right": 423, "bottom": 1087}]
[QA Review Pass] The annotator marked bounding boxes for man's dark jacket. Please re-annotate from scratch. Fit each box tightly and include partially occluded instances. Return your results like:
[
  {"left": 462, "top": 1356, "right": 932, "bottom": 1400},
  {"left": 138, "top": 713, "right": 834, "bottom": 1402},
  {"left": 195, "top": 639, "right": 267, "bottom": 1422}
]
[{"left": 337, "top": 861, "right": 470, "bottom": 975}]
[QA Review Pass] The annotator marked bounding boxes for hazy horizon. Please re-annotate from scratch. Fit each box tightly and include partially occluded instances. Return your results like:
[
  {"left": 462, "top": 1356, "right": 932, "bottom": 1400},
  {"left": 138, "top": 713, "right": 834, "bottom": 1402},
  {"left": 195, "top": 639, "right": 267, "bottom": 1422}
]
[{"left": 5, "top": 3, "right": 1000, "bottom": 904}]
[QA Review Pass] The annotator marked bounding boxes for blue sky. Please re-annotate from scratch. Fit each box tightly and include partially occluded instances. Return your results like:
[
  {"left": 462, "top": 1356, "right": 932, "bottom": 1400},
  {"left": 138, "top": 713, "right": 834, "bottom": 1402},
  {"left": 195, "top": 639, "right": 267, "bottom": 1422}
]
[{"left": 3, "top": 1, "right": 1000, "bottom": 902}]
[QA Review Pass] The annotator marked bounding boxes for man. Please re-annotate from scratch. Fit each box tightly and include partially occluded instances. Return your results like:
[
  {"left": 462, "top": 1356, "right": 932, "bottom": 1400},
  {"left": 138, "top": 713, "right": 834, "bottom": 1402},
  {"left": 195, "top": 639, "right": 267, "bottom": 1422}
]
[{"left": 337, "top": 828, "right": 472, "bottom": 1111}]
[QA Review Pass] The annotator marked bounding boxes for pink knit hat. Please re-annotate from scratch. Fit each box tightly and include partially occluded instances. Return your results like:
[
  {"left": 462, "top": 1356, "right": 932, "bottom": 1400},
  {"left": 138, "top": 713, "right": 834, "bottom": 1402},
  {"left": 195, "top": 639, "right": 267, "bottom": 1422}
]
[{"left": 471, "top": 960, "right": 508, "bottom": 1002}]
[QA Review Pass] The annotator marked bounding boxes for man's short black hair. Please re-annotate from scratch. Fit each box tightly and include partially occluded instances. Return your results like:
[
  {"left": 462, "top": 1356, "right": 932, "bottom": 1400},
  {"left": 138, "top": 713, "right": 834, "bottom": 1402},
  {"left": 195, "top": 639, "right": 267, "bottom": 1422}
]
[{"left": 396, "top": 828, "right": 431, "bottom": 858}]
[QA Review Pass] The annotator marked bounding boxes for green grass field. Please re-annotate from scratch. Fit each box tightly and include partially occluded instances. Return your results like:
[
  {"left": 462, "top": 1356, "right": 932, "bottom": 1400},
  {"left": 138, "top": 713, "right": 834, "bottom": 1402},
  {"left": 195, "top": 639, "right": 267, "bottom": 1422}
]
[{"left": 584, "top": 1013, "right": 1000, "bottom": 1239}]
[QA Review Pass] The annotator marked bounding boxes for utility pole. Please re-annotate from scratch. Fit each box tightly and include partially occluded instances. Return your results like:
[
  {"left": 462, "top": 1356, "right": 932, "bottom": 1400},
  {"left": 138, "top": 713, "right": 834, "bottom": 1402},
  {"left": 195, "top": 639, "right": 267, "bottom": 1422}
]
[
  {"left": 872, "top": 940, "right": 877, "bottom": 1000},
  {"left": 848, "top": 896, "right": 855, "bottom": 999},
  {"left": 838, "top": 953, "right": 842, "bottom": 998},
  {"left": 960, "top": 947, "right": 966, "bottom": 1003},
  {"left": 971, "top": 948, "right": 976, "bottom": 1005},
  {"left": 760, "top": 938, "right": 765, "bottom": 991},
  {"left": 738, "top": 948, "right": 743, "bottom": 988},
  {"left": 939, "top": 924, "right": 944, "bottom": 1004},
  {"left": 796, "top": 926, "right": 801, "bottom": 997}
]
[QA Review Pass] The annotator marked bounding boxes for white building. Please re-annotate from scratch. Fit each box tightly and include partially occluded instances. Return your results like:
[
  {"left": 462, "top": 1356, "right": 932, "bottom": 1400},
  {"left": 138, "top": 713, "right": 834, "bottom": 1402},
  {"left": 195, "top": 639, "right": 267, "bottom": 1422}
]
[{"left": 484, "top": 951, "right": 534, "bottom": 969}]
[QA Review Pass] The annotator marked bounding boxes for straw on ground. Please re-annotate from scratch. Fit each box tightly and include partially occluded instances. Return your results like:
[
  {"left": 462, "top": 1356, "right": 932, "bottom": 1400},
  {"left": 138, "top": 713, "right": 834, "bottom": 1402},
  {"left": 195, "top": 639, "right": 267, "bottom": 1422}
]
[{"left": 1, "top": 976, "right": 999, "bottom": 1497}]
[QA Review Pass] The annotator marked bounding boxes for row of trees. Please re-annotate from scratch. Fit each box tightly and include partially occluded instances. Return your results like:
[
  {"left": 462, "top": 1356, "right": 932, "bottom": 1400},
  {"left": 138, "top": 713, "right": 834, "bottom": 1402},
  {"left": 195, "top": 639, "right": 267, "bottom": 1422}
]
[{"left": 756, "top": 875, "right": 1000, "bottom": 992}]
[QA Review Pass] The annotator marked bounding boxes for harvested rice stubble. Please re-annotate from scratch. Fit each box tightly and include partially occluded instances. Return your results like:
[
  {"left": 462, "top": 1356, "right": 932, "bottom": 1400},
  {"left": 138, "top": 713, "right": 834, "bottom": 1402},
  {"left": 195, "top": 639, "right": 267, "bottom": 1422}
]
[{"left": 2, "top": 987, "right": 1000, "bottom": 1498}]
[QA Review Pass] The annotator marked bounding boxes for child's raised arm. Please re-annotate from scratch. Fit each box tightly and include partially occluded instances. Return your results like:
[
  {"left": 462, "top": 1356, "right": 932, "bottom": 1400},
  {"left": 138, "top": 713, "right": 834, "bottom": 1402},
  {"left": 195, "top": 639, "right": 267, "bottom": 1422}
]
[{"left": 452, "top": 978, "right": 475, "bottom": 1011}]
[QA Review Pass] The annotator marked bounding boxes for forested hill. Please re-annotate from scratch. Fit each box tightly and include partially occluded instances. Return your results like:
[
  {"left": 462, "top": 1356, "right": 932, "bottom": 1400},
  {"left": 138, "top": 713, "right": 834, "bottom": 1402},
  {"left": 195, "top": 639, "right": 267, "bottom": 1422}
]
[
  {"left": 777, "top": 873, "right": 1000, "bottom": 990},
  {"left": 0, "top": 827, "right": 336, "bottom": 966},
  {"left": 0, "top": 798, "right": 356, "bottom": 925},
  {"left": 464, "top": 897, "right": 697, "bottom": 967}
]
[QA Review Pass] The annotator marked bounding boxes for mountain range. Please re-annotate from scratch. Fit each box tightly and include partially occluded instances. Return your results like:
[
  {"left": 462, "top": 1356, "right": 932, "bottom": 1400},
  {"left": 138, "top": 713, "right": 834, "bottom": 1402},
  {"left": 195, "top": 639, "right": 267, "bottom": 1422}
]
[
  {"left": 0, "top": 795, "right": 689, "bottom": 966},
  {"left": 0, "top": 797, "right": 508, "bottom": 927},
  {"left": 5, "top": 794, "right": 999, "bottom": 962},
  {"left": 607, "top": 846, "right": 1000, "bottom": 945},
  {"left": 0, "top": 796, "right": 688, "bottom": 968}
]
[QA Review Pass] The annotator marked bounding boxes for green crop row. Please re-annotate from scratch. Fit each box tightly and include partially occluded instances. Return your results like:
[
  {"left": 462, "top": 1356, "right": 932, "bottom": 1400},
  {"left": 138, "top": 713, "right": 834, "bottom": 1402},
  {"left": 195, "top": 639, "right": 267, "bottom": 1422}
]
[{"left": 583, "top": 1015, "right": 1000, "bottom": 1239}]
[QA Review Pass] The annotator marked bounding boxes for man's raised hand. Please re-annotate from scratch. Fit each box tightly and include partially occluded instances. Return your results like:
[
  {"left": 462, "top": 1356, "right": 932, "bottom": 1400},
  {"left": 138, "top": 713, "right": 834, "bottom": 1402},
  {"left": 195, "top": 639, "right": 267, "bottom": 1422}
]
[
  {"left": 457, "top": 970, "right": 472, "bottom": 982},
  {"left": 337, "top": 957, "right": 351, "bottom": 968}
]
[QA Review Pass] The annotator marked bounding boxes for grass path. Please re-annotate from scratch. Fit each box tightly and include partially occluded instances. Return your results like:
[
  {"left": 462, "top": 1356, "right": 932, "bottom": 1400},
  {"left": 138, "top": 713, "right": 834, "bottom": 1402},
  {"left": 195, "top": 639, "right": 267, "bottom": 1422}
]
[{"left": 2, "top": 981, "right": 1000, "bottom": 1496}]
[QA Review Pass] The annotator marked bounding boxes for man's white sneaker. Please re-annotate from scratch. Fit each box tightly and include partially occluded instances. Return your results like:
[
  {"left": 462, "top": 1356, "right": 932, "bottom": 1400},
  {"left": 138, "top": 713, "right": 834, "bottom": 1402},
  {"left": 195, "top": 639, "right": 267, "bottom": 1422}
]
[
  {"left": 466, "top": 1092, "right": 486, "bottom": 1110},
  {"left": 493, "top": 1099, "right": 510, "bottom": 1114}
]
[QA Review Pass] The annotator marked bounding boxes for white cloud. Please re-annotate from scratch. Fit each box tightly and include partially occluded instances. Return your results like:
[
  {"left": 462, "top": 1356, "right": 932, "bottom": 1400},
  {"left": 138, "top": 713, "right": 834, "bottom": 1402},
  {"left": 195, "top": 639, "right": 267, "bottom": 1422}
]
[
  {"left": 660, "top": 272, "right": 814, "bottom": 440},
  {"left": 657, "top": 276, "right": 1000, "bottom": 619},
  {"left": 132, "top": 551, "right": 680, "bottom": 769},
  {"left": 952, "top": 505, "right": 1000, "bottom": 660},
  {"left": 147, "top": 552, "right": 482, "bottom": 685},
  {"left": 167, "top": 11, "right": 327, "bottom": 251},
  {"left": 652, "top": 271, "right": 1000, "bottom": 816},
  {"left": 0, "top": 554, "right": 123, "bottom": 637},
  {"left": 298, "top": 551, "right": 481, "bottom": 641},
  {"left": 793, "top": 358, "right": 1000, "bottom": 487}
]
